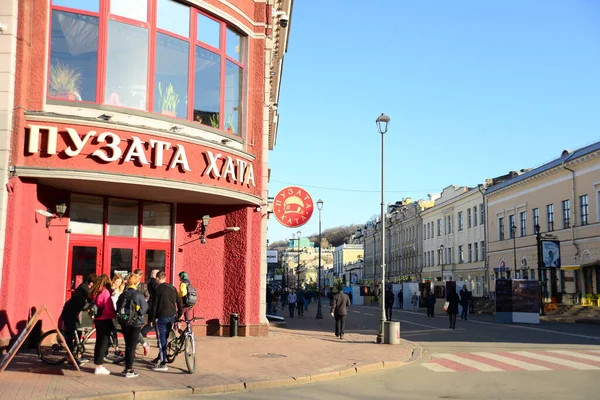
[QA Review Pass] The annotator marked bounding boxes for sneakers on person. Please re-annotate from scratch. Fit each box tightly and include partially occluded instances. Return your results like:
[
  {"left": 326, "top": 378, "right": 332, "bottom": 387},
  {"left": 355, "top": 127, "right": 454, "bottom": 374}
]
[
  {"left": 152, "top": 363, "right": 168, "bottom": 372},
  {"left": 124, "top": 370, "right": 139, "bottom": 378},
  {"left": 76, "top": 357, "right": 89, "bottom": 366},
  {"left": 143, "top": 342, "right": 150, "bottom": 356},
  {"left": 94, "top": 366, "right": 111, "bottom": 375}
]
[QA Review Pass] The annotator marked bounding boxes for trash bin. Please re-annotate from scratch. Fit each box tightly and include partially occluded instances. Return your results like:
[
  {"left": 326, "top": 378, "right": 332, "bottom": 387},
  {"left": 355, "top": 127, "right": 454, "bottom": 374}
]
[
  {"left": 383, "top": 321, "right": 400, "bottom": 344},
  {"left": 230, "top": 313, "right": 239, "bottom": 337}
]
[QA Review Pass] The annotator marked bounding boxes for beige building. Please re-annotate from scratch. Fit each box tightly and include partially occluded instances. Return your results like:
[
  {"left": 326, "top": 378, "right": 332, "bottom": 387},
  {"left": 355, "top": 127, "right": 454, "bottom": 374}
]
[
  {"left": 421, "top": 185, "right": 487, "bottom": 297},
  {"left": 486, "top": 143, "right": 600, "bottom": 302},
  {"left": 333, "top": 243, "right": 364, "bottom": 286}
]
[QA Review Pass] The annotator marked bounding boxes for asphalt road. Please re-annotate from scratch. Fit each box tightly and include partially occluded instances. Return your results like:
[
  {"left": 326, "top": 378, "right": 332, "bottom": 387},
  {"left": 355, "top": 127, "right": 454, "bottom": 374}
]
[{"left": 183, "top": 306, "right": 600, "bottom": 399}]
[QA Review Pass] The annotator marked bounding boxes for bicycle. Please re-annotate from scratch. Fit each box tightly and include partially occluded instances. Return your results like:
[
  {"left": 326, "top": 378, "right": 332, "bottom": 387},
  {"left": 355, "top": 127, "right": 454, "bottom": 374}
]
[
  {"left": 166, "top": 316, "right": 203, "bottom": 374},
  {"left": 38, "top": 326, "right": 125, "bottom": 365}
]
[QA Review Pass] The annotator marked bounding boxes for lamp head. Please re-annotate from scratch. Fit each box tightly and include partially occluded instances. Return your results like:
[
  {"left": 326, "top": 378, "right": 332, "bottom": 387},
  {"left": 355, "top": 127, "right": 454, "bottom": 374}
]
[
  {"left": 202, "top": 215, "right": 210, "bottom": 227},
  {"left": 55, "top": 202, "right": 67, "bottom": 218},
  {"left": 317, "top": 199, "right": 324, "bottom": 210},
  {"left": 376, "top": 113, "right": 390, "bottom": 134}
]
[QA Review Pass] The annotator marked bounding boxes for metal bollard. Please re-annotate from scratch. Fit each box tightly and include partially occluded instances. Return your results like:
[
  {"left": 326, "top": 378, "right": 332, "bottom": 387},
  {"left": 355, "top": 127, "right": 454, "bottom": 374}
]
[{"left": 230, "top": 313, "right": 239, "bottom": 337}]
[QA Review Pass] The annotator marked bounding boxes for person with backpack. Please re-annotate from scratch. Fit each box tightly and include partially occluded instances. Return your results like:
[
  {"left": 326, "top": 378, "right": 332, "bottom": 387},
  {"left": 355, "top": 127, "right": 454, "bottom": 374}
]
[
  {"left": 178, "top": 271, "right": 198, "bottom": 321},
  {"left": 116, "top": 274, "right": 148, "bottom": 378},
  {"left": 152, "top": 271, "right": 183, "bottom": 372}
]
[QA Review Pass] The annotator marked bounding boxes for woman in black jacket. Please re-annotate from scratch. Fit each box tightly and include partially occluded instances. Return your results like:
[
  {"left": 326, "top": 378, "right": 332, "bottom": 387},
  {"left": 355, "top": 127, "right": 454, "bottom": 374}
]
[
  {"left": 446, "top": 290, "right": 460, "bottom": 329},
  {"left": 116, "top": 274, "right": 148, "bottom": 378}
]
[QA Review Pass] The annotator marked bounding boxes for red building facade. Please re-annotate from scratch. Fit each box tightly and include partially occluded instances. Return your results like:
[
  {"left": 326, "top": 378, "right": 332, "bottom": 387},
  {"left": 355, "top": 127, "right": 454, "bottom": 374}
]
[{"left": 0, "top": 0, "right": 292, "bottom": 348}]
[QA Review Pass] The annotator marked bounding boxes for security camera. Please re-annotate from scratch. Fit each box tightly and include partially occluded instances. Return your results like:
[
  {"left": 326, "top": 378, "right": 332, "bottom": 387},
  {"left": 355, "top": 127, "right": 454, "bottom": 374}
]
[{"left": 273, "top": 10, "right": 289, "bottom": 28}]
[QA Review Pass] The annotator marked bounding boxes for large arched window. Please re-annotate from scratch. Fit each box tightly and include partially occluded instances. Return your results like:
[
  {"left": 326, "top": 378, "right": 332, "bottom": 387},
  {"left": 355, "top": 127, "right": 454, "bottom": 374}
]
[{"left": 49, "top": 0, "right": 245, "bottom": 135}]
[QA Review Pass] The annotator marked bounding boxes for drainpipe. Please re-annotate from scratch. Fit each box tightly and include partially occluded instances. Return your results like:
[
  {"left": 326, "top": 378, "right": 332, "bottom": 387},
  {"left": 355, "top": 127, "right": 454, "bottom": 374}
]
[
  {"left": 562, "top": 163, "right": 580, "bottom": 296},
  {"left": 477, "top": 183, "right": 489, "bottom": 297}
]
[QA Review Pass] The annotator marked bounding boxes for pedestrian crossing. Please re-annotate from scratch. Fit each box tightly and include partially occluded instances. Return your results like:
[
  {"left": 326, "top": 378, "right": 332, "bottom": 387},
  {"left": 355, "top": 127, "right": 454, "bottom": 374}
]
[{"left": 422, "top": 349, "right": 600, "bottom": 372}]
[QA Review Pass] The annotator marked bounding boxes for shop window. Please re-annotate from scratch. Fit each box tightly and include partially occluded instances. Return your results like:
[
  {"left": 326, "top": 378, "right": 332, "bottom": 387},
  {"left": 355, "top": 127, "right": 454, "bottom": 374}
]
[
  {"left": 49, "top": 0, "right": 246, "bottom": 136},
  {"left": 53, "top": 0, "right": 99, "bottom": 12},
  {"left": 197, "top": 13, "right": 220, "bottom": 49},
  {"left": 110, "top": 0, "right": 147, "bottom": 22},
  {"left": 154, "top": 33, "right": 189, "bottom": 118},
  {"left": 107, "top": 198, "right": 139, "bottom": 237},
  {"left": 105, "top": 21, "right": 149, "bottom": 110},
  {"left": 49, "top": 11, "right": 99, "bottom": 102},
  {"left": 142, "top": 202, "right": 171, "bottom": 239},
  {"left": 69, "top": 194, "right": 104, "bottom": 235}
]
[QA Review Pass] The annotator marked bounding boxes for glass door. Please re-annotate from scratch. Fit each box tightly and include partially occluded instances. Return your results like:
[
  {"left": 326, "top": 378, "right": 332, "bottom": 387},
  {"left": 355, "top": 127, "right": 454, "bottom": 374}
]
[
  {"left": 105, "top": 238, "right": 138, "bottom": 279},
  {"left": 141, "top": 242, "right": 171, "bottom": 282},
  {"left": 66, "top": 240, "right": 102, "bottom": 299}
]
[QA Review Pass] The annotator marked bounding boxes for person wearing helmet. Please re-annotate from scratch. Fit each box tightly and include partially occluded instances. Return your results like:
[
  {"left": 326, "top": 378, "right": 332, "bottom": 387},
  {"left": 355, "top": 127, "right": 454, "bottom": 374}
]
[{"left": 178, "top": 271, "right": 194, "bottom": 321}]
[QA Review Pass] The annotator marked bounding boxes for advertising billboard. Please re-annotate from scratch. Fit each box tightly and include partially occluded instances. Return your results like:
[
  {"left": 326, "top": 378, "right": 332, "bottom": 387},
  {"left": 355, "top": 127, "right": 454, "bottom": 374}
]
[{"left": 541, "top": 240, "right": 561, "bottom": 268}]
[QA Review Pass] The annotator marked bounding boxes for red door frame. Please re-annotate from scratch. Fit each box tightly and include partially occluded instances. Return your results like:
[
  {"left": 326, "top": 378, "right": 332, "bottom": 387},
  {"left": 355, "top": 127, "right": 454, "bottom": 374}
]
[
  {"left": 104, "top": 236, "right": 139, "bottom": 278},
  {"left": 66, "top": 237, "right": 103, "bottom": 300},
  {"left": 140, "top": 240, "right": 171, "bottom": 281}
]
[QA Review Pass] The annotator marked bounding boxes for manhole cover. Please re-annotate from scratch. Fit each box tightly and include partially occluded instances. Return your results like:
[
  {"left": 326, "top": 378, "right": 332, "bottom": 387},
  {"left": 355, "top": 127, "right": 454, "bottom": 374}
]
[{"left": 250, "top": 353, "right": 287, "bottom": 358}]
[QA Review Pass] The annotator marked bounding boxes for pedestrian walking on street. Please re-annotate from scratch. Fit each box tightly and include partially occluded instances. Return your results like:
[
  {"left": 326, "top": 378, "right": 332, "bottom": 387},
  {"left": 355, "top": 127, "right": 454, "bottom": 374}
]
[
  {"left": 89, "top": 274, "right": 117, "bottom": 375},
  {"left": 385, "top": 286, "right": 394, "bottom": 321},
  {"left": 460, "top": 284, "right": 471, "bottom": 320},
  {"left": 287, "top": 290, "right": 296, "bottom": 318},
  {"left": 398, "top": 288, "right": 404, "bottom": 309},
  {"left": 330, "top": 285, "right": 350, "bottom": 339},
  {"left": 426, "top": 290, "right": 436, "bottom": 317},
  {"left": 446, "top": 290, "right": 459, "bottom": 329},
  {"left": 296, "top": 289, "right": 304, "bottom": 317},
  {"left": 411, "top": 292, "right": 419, "bottom": 312},
  {"left": 151, "top": 271, "right": 183, "bottom": 372}
]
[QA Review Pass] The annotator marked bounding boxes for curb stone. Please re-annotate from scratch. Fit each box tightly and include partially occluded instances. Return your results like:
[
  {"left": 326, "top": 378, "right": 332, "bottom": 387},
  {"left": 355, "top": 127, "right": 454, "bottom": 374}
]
[
  {"left": 244, "top": 377, "right": 296, "bottom": 391},
  {"left": 134, "top": 388, "right": 193, "bottom": 399},
  {"left": 309, "top": 370, "right": 341, "bottom": 383}
]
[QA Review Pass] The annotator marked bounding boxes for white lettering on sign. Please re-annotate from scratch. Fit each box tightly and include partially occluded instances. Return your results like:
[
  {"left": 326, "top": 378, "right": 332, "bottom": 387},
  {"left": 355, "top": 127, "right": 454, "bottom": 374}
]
[
  {"left": 24, "top": 124, "right": 255, "bottom": 187},
  {"left": 202, "top": 151, "right": 255, "bottom": 187}
]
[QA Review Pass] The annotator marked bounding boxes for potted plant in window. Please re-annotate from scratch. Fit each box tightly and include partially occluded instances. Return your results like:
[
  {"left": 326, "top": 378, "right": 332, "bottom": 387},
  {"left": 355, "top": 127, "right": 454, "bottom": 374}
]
[
  {"left": 225, "top": 114, "right": 235, "bottom": 134},
  {"left": 209, "top": 114, "right": 219, "bottom": 129},
  {"left": 49, "top": 61, "right": 82, "bottom": 101},
  {"left": 158, "top": 82, "right": 179, "bottom": 118}
]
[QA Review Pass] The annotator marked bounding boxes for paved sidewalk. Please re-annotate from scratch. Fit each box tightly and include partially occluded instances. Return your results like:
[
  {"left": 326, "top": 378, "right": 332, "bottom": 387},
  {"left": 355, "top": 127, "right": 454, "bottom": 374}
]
[{"left": 0, "top": 308, "right": 417, "bottom": 400}]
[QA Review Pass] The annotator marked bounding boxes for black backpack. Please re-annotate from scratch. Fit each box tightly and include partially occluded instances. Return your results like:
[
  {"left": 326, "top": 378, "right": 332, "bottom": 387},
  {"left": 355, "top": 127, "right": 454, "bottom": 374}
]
[
  {"left": 184, "top": 282, "right": 198, "bottom": 306},
  {"left": 117, "top": 291, "right": 139, "bottom": 327}
]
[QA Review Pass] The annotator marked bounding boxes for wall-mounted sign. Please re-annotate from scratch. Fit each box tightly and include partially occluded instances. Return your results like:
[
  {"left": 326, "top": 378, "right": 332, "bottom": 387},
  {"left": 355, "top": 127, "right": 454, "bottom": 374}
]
[
  {"left": 24, "top": 124, "right": 256, "bottom": 186},
  {"left": 272, "top": 186, "right": 314, "bottom": 228},
  {"left": 542, "top": 240, "right": 561, "bottom": 268},
  {"left": 266, "top": 250, "right": 278, "bottom": 263}
]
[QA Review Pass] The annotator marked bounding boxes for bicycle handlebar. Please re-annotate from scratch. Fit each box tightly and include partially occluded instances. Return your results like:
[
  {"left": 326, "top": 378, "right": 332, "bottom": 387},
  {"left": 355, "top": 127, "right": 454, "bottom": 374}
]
[{"left": 177, "top": 316, "right": 205, "bottom": 323}]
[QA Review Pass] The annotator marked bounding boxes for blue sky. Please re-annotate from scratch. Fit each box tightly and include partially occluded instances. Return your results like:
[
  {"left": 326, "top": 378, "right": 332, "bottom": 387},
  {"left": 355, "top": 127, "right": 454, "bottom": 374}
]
[{"left": 267, "top": 0, "right": 600, "bottom": 244}]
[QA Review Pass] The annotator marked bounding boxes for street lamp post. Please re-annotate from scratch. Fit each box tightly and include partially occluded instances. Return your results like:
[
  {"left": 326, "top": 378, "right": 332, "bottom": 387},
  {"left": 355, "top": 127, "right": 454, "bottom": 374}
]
[
  {"left": 316, "top": 199, "right": 324, "bottom": 319},
  {"left": 375, "top": 113, "right": 390, "bottom": 344},
  {"left": 511, "top": 224, "right": 517, "bottom": 279},
  {"left": 439, "top": 244, "right": 445, "bottom": 282},
  {"left": 535, "top": 224, "right": 545, "bottom": 316},
  {"left": 296, "top": 230, "right": 301, "bottom": 290}
]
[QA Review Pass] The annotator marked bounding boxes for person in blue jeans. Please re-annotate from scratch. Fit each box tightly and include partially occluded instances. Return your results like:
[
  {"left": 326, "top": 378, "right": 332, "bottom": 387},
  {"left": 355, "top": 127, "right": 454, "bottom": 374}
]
[{"left": 151, "top": 271, "right": 183, "bottom": 371}]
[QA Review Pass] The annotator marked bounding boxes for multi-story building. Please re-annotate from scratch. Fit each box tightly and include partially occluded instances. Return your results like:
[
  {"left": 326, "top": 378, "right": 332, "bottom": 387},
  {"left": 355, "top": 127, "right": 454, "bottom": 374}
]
[
  {"left": 421, "top": 185, "right": 487, "bottom": 296},
  {"left": 486, "top": 142, "right": 600, "bottom": 302},
  {"left": 333, "top": 243, "right": 363, "bottom": 286},
  {"left": 0, "top": 0, "right": 294, "bottom": 346}
]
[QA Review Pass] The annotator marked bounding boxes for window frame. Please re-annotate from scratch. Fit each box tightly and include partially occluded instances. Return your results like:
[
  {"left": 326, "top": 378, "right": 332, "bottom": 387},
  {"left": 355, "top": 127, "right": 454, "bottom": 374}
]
[
  {"left": 519, "top": 211, "right": 527, "bottom": 237},
  {"left": 48, "top": 0, "right": 247, "bottom": 136},
  {"left": 580, "top": 194, "right": 589, "bottom": 226},
  {"left": 533, "top": 207, "right": 539, "bottom": 232},
  {"left": 562, "top": 199, "right": 570, "bottom": 229},
  {"left": 498, "top": 217, "right": 505, "bottom": 240},
  {"left": 547, "top": 204, "right": 554, "bottom": 232}
]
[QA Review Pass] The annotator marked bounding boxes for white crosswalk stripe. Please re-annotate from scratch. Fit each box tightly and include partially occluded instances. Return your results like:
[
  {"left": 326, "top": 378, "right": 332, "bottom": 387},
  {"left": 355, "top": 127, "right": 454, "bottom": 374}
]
[
  {"left": 434, "top": 354, "right": 503, "bottom": 372},
  {"left": 548, "top": 350, "right": 600, "bottom": 362},
  {"left": 475, "top": 352, "right": 550, "bottom": 371},
  {"left": 422, "top": 350, "right": 600, "bottom": 373},
  {"left": 511, "top": 351, "right": 600, "bottom": 370}
]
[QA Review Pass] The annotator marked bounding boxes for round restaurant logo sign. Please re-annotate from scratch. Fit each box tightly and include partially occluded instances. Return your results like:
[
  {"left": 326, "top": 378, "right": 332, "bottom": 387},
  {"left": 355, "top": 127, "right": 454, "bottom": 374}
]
[{"left": 272, "top": 186, "right": 314, "bottom": 228}]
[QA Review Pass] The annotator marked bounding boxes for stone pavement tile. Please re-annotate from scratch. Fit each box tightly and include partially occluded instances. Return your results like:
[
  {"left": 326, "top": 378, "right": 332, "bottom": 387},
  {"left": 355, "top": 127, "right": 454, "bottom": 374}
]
[{"left": 0, "top": 312, "right": 414, "bottom": 400}]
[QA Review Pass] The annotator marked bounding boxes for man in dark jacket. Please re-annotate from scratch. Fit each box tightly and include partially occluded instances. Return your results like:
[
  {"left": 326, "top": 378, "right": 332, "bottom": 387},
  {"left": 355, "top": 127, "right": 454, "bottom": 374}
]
[
  {"left": 330, "top": 285, "right": 351, "bottom": 339},
  {"left": 60, "top": 273, "right": 96, "bottom": 365},
  {"left": 151, "top": 271, "right": 183, "bottom": 371},
  {"left": 385, "top": 287, "right": 395, "bottom": 321},
  {"left": 459, "top": 284, "right": 471, "bottom": 320}
]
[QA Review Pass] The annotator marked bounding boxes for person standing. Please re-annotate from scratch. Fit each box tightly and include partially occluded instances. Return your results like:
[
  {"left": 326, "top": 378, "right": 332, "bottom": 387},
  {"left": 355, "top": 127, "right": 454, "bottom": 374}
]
[
  {"left": 459, "top": 284, "right": 471, "bottom": 320},
  {"left": 141, "top": 269, "right": 160, "bottom": 338},
  {"left": 397, "top": 288, "right": 404, "bottom": 310},
  {"left": 385, "top": 286, "right": 394, "bottom": 321},
  {"left": 447, "top": 290, "right": 460, "bottom": 329},
  {"left": 330, "top": 284, "right": 351, "bottom": 339},
  {"left": 296, "top": 289, "right": 304, "bottom": 317},
  {"left": 151, "top": 271, "right": 183, "bottom": 371},
  {"left": 89, "top": 274, "right": 117, "bottom": 375},
  {"left": 177, "top": 271, "right": 196, "bottom": 321},
  {"left": 132, "top": 269, "right": 151, "bottom": 356},
  {"left": 411, "top": 292, "right": 419, "bottom": 312},
  {"left": 287, "top": 290, "right": 296, "bottom": 318},
  {"left": 426, "top": 290, "right": 436, "bottom": 317},
  {"left": 116, "top": 274, "right": 148, "bottom": 378}
]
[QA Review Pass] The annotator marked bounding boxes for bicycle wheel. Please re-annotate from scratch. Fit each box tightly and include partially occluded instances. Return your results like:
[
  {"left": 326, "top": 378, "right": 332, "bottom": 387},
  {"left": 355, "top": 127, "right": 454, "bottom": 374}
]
[
  {"left": 38, "top": 330, "right": 68, "bottom": 364},
  {"left": 104, "top": 330, "right": 125, "bottom": 363},
  {"left": 184, "top": 335, "right": 196, "bottom": 374}
]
